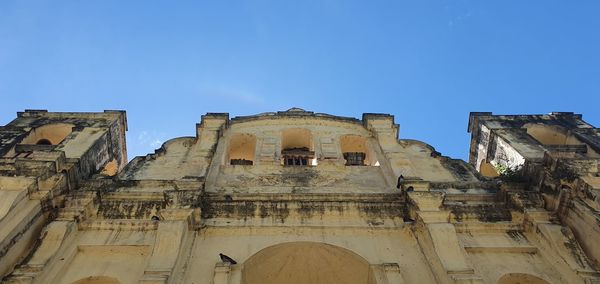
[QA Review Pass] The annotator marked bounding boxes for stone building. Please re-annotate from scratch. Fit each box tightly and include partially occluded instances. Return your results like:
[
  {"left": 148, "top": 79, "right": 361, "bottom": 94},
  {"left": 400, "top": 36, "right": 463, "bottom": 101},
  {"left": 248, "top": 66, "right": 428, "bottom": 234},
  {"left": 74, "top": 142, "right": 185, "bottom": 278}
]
[{"left": 0, "top": 108, "right": 599, "bottom": 284}]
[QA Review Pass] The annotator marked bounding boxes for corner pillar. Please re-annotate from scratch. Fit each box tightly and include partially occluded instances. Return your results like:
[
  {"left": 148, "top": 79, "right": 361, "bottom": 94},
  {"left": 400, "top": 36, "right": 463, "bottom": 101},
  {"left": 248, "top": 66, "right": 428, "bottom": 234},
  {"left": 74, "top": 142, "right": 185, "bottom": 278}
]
[
  {"left": 4, "top": 221, "right": 77, "bottom": 283},
  {"left": 213, "top": 262, "right": 231, "bottom": 284},
  {"left": 140, "top": 221, "right": 188, "bottom": 284},
  {"left": 409, "top": 192, "right": 483, "bottom": 284},
  {"left": 372, "top": 263, "right": 406, "bottom": 284}
]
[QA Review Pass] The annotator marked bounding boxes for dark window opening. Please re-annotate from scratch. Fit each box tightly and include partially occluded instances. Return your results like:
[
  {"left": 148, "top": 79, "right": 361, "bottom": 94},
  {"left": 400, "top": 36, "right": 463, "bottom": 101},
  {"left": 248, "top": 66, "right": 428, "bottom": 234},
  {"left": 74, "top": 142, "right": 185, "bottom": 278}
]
[
  {"left": 282, "top": 147, "right": 314, "bottom": 166},
  {"left": 284, "top": 157, "right": 308, "bottom": 166},
  {"left": 230, "top": 159, "right": 254, "bottom": 165},
  {"left": 343, "top": 152, "right": 366, "bottom": 166},
  {"left": 36, "top": 139, "right": 52, "bottom": 145}
]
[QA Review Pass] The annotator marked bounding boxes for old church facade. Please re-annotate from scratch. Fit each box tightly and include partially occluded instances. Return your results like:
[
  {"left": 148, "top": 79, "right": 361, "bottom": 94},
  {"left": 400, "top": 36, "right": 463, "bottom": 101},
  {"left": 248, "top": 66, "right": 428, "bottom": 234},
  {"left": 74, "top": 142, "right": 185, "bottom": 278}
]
[{"left": 0, "top": 108, "right": 599, "bottom": 283}]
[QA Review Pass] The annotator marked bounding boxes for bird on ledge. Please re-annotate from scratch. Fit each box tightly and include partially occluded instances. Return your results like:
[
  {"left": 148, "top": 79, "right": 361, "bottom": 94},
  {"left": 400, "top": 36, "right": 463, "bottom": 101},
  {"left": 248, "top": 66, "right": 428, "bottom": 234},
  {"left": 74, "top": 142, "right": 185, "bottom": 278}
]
[{"left": 219, "top": 253, "right": 237, "bottom": 265}]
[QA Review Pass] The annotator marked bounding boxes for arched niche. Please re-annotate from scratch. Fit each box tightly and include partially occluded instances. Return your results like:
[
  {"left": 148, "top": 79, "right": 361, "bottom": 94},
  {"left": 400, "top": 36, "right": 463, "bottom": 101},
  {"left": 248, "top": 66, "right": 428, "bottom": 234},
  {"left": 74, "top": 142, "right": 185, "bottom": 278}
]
[
  {"left": 20, "top": 123, "right": 74, "bottom": 145},
  {"left": 281, "top": 128, "right": 314, "bottom": 166},
  {"left": 523, "top": 123, "right": 579, "bottom": 146},
  {"left": 71, "top": 276, "right": 120, "bottom": 284},
  {"left": 242, "top": 242, "right": 376, "bottom": 284},
  {"left": 340, "top": 135, "right": 378, "bottom": 166},
  {"left": 227, "top": 133, "right": 256, "bottom": 165},
  {"left": 479, "top": 159, "right": 499, "bottom": 177},
  {"left": 497, "top": 273, "right": 550, "bottom": 284}
]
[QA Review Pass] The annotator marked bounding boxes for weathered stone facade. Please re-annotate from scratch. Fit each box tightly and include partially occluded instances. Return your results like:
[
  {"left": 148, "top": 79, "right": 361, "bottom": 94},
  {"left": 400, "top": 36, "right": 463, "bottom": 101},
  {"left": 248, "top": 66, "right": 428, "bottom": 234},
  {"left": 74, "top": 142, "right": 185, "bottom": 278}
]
[{"left": 0, "top": 108, "right": 599, "bottom": 283}]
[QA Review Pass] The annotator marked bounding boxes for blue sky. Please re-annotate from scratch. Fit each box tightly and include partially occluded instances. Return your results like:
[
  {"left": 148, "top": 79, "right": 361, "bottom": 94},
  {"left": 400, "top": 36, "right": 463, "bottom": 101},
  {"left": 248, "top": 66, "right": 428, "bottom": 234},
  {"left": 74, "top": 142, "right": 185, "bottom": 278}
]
[{"left": 1, "top": 1, "right": 599, "bottom": 160}]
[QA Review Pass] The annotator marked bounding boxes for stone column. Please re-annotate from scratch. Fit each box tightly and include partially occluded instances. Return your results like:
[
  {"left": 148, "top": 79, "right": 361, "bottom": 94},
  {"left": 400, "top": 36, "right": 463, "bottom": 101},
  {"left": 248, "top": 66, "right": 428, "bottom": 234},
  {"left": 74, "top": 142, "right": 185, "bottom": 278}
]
[
  {"left": 372, "top": 263, "right": 405, "bottom": 284},
  {"left": 140, "top": 221, "right": 188, "bottom": 283},
  {"left": 409, "top": 191, "right": 482, "bottom": 284},
  {"left": 213, "top": 262, "right": 231, "bottom": 284}
]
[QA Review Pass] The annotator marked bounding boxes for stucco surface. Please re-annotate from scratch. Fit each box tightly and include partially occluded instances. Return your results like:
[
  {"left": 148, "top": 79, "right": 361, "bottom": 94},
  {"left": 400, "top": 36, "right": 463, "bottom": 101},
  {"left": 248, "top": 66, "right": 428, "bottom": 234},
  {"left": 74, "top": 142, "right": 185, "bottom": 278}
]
[{"left": 1, "top": 109, "right": 599, "bottom": 284}]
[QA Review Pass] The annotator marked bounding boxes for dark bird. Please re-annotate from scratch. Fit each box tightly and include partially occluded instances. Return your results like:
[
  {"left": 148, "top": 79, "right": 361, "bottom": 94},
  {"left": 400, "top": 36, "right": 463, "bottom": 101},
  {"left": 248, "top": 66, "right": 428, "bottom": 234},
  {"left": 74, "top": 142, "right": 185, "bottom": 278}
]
[
  {"left": 219, "top": 253, "right": 237, "bottom": 265},
  {"left": 396, "top": 175, "right": 405, "bottom": 189},
  {"left": 151, "top": 215, "right": 160, "bottom": 221}
]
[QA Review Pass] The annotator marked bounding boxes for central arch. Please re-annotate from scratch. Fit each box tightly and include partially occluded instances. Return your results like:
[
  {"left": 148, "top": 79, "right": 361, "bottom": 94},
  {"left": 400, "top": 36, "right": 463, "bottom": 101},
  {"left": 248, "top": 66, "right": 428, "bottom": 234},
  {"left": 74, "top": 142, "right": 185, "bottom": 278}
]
[
  {"left": 242, "top": 242, "right": 376, "bottom": 284},
  {"left": 497, "top": 273, "right": 550, "bottom": 284},
  {"left": 71, "top": 276, "right": 120, "bottom": 284}
]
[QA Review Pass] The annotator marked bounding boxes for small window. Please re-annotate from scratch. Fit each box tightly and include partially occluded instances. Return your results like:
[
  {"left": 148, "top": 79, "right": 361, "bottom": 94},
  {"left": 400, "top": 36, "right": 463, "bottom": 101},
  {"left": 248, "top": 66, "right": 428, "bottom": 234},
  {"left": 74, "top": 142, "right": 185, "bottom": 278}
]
[
  {"left": 281, "top": 128, "right": 314, "bottom": 166},
  {"left": 282, "top": 147, "right": 313, "bottom": 166},
  {"left": 285, "top": 157, "right": 307, "bottom": 166},
  {"left": 36, "top": 139, "right": 53, "bottom": 145},
  {"left": 227, "top": 133, "right": 256, "bottom": 165},
  {"left": 340, "top": 135, "right": 377, "bottom": 166},
  {"left": 343, "top": 152, "right": 366, "bottom": 166},
  {"left": 20, "top": 123, "right": 74, "bottom": 145}
]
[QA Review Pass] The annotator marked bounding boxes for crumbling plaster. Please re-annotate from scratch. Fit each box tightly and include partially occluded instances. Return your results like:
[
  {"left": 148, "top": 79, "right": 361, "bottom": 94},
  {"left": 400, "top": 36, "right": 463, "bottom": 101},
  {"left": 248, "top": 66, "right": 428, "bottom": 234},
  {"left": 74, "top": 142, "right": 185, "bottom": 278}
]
[{"left": 1, "top": 108, "right": 599, "bottom": 284}]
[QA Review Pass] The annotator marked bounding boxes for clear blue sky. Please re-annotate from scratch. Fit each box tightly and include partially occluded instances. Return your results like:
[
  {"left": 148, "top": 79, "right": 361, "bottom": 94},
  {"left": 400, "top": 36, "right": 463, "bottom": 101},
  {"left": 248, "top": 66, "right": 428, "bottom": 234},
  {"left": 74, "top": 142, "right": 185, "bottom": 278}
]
[{"left": 1, "top": 1, "right": 599, "bottom": 160}]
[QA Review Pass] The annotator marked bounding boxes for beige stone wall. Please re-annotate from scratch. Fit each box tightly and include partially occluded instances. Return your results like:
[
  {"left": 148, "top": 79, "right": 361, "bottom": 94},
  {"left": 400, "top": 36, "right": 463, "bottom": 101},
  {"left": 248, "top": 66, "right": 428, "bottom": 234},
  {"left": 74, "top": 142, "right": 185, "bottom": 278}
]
[
  {"left": 0, "top": 110, "right": 128, "bottom": 280},
  {"left": 183, "top": 227, "right": 436, "bottom": 284},
  {"left": 2, "top": 109, "right": 600, "bottom": 284}
]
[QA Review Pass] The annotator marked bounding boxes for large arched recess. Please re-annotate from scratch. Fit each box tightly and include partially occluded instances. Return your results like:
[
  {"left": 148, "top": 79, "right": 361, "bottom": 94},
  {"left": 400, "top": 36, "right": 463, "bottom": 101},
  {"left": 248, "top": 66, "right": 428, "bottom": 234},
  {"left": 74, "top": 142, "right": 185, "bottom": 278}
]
[
  {"left": 242, "top": 242, "right": 376, "bottom": 284},
  {"left": 71, "top": 276, "right": 120, "bottom": 284},
  {"left": 523, "top": 123, "right": 579, "bottom": 146},
  {"left": 497, "top": 273, "right": 550, "bottom": 284}
]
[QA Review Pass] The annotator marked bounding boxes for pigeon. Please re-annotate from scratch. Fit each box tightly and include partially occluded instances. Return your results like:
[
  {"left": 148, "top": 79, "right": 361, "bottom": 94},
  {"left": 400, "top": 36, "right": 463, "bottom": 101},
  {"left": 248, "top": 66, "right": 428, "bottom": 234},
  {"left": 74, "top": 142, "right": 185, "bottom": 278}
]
[
  {"left": 219, "top": 253, "right": 237, "bottom": 265},
  {"left": 396, "top": 175, "right": 405, "bottom": 189}
]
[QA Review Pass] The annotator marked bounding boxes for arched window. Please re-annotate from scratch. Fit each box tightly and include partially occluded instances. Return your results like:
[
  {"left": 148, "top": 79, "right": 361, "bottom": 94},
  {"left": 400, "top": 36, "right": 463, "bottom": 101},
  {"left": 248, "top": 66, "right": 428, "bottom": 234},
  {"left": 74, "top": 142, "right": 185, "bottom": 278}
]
[
  {"left": 281, "top": 128, "right": 314, "bottom": 166},
  {"left": 20, "top": 123, "right": 74, "bottom": 145},
  {"left": 340, "top": 135, "right": 377, "bottom": 166},
  {"left": 227, "top": 133, "right": 256, "bottom": 165},
  {"left": 35, "top": 139, "right": 53, "bottom": 145}
]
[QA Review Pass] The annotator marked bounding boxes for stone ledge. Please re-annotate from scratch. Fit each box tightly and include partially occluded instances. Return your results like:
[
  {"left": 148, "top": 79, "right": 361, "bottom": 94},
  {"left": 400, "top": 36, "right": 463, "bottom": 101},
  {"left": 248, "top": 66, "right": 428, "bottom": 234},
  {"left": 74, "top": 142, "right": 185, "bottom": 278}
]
[
  {"left": 78, "top": 219, "right": 159, "bottom": 231},
  {"left": 464, "top": 246, "right": 538, "bottom": 253}
]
